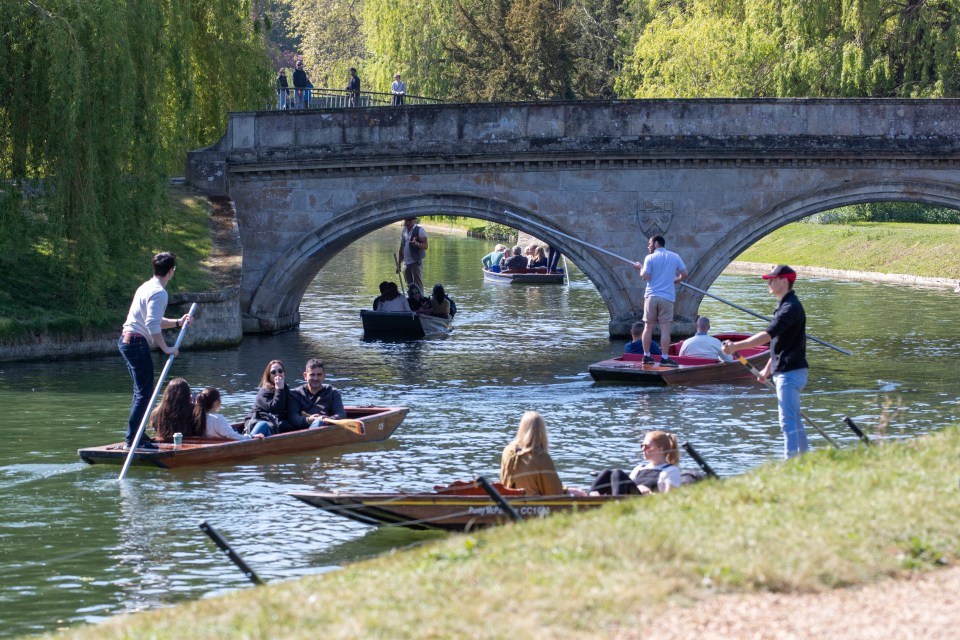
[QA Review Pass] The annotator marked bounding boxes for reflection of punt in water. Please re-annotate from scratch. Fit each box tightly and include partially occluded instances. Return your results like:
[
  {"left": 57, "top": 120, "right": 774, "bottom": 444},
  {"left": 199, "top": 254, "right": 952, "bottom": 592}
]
[
  {"left": 482, "top": 268, "right": 565, "bottom": 284},
  {"left": 360, "top": 310, "right": 452, "bottom": 339},
  {"left": 77, "top": 406, "right": 408, "bottom": 468}
]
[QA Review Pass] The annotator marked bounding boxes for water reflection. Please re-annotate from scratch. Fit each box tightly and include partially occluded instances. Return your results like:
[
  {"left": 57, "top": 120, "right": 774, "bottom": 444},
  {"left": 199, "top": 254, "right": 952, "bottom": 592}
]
[{"left": 1, "top": 225, "right": 959, "bottom": 636}]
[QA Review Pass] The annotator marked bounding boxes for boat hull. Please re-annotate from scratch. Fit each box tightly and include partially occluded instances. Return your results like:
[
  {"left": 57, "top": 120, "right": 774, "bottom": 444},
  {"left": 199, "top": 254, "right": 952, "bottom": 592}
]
[
  {"left": 360, "top": 309, "right": 452, "bottom": 338},
  {"left": 589, "top": 333, "right": 769, "bottom": 386},
  {"left": 78, "top": 406, "right": 408, "bottom": 469},
  {"left": 289, "top": 492, "right": 629, "bottom": 531},
  {"left": 482, "top": 268, "right": 564, "bottom": 284}
]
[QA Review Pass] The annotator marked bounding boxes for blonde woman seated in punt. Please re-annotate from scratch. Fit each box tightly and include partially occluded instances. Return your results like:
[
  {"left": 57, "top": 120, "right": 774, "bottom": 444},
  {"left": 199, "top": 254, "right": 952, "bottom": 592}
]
[
  {"left": 500, "top": 411, "right": 565, "bottom": 496},
  {"left": 629, "top": 430, "right": 682, "bottom": 493},
  {"left": 589, "top": 430, "right": 681, "bottom": 495}
]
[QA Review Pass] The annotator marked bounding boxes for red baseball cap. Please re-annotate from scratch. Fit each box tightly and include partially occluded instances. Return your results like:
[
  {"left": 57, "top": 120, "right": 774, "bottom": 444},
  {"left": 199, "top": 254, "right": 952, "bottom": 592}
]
[{"left": 761, "top": 265, "right": 797, "bottom": 282}]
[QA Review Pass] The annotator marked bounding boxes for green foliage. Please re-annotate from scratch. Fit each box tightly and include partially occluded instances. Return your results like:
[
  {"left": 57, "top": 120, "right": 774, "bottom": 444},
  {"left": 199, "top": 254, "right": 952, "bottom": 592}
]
[
  {"left": 361, "top": 0, "right": 456, "bottom": 98},
  {"left": 287, "top": 0, "right": 366, "bottom": 88},
  {"left": 618, "top": 0, "right": 960, "bottom": 97},
  {"left": 0, "top": 185, "right": 212, "bottom": 341},
  {"left": 812, "top": 203, "right": 960, "bottom": 225},
  {"left": 0, "top": 0, "right": 270, "bottom": 324}
]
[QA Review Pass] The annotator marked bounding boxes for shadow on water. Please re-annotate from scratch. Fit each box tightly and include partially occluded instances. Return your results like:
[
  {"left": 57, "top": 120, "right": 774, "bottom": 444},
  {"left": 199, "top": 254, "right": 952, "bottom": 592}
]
[{"left": 1, "top": 226, "right": 959, "bottom": 636}]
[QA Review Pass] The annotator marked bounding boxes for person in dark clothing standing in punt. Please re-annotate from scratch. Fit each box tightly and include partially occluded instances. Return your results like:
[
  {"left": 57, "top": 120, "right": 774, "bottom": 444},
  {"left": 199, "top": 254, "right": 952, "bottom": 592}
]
[{"left": 723, "top": 265, "right": 809, "bottom": 458}]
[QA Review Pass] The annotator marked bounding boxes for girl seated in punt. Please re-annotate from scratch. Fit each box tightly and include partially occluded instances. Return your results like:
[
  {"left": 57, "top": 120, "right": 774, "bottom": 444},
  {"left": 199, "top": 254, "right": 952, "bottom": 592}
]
[
  {"left": 150, "top": 378, "right": 200, "bottom": 441},
  {"left": 500, "top": 411, "right": 565, "bottom": 496},
  {"left": 194, "top": 386, "right": 268, "bottom": 441},
  {"left": 590, "top": 430, "right": 682, "bottom": 495}
]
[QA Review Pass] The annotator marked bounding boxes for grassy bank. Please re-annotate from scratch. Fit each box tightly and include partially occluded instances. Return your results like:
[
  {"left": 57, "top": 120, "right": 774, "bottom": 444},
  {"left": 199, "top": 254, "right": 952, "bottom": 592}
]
[
  {"left": 0, "top": 185, "right": 212, "bottom": 341},
  {"left": 737, "top": 221, "right": 960, "bottom": 278},
  {"left": 52, "top": 427, "right": 960, "bottom": 639}
]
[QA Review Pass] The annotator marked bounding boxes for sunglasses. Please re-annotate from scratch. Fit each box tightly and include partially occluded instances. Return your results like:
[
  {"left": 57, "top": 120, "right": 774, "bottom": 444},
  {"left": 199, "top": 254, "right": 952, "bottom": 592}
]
[
  {"left": 641, "top": 442, "right": 655, "bottom": 448},
  {"left": 270, "top": 368, "right": 284, "bottom": 375}
]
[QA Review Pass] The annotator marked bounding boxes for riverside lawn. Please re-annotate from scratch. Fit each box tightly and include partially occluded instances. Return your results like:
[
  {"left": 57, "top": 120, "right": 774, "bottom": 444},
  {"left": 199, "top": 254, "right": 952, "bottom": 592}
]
[
  {"left": 49, "top": 426, "right": 960, "bottom": 639},
  {"left": 737, "top": 221, "right": 960, "bottom": 279}
]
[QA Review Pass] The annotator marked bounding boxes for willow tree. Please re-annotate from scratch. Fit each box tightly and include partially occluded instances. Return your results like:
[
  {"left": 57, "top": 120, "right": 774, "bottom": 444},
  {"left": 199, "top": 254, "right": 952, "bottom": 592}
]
[
  {"left": 0, "top": 0, "right": 271, "bottom": 323},
  {"left": 287, "top": 0, "right": 366, "bottom": 88},
  {"left": 361, "top": 0, "right": 456, "bottom": 98},
  {"left": 617, "top": 0, "right": 960, "bottom": 98}
]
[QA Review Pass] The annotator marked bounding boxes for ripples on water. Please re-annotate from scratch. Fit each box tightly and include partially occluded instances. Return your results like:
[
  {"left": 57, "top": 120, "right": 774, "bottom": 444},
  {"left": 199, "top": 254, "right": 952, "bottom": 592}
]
[{"left": 1, "top": 226, "right": 958, "bottom": 636}]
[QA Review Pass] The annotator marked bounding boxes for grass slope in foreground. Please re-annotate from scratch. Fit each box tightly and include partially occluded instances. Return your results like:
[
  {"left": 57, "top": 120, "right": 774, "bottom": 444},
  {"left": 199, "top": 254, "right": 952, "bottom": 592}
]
[{"left": 50, "top": 426, "right": 960, "bottom": 639}]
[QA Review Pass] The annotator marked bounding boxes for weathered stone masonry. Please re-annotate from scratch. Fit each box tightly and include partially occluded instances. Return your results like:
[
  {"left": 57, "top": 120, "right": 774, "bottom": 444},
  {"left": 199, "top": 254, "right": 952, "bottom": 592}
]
[{"left": 186, "top": 99, "right": 960, "bottom": 336}]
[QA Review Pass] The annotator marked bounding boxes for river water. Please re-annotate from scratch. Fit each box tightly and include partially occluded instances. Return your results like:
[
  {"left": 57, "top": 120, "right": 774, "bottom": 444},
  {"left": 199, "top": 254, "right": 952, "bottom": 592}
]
[{"left": 1, "top": 225, "right": 958, "bottom": 637}]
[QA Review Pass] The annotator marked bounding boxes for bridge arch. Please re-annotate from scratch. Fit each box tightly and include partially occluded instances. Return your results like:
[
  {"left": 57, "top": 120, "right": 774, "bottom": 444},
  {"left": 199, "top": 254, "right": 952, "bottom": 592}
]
[
  {"left": 679, "top": 179, "right": 960, "bottom": 321},
  {"left": 246, "top": 193, "right": 621, "bottom": 332}
]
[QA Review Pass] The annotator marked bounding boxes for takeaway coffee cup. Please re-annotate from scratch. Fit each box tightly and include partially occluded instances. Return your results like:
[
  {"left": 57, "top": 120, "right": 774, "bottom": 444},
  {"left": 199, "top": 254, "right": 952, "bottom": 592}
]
[{"left": 173, "top": 432, "right": 183, "bottom": 449}]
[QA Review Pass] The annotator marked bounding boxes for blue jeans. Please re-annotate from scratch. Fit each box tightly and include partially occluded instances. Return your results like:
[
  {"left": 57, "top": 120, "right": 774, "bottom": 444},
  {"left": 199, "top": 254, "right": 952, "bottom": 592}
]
[
  {"left": 118, "top": 336, "right": 154, "bottom": 445},
  {"left": 774, "top": 368, "right": 809, "bottom": 458},
  {"left": 250, "top": 421, "right": 273, "bottom": 438}
]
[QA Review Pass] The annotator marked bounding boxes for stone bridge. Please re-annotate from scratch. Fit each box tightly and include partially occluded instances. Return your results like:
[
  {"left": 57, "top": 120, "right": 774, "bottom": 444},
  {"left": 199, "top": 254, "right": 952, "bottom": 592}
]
[{"left": 186, "top": 99, "right": 960, "bottom": 336}]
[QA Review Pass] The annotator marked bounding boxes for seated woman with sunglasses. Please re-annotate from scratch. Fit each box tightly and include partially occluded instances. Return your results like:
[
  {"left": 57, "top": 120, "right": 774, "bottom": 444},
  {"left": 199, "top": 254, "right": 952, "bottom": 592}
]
[
  {"left": 243, "top": 359, "right": 293, "bottom": 436},
  {"left": 589, "top": 430, "right": 682, "bottom": 495}
]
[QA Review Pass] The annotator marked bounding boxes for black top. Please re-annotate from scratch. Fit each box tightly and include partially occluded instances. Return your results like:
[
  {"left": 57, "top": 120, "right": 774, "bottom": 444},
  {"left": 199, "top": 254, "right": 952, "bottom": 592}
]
[
  {"left": 765, "top": 289, "right": 807, "bottom": 373},
  {"left": 287, "top": 383, "right": 346, "bottom": 430},
  {"left": 292, "top": 68, "right": 308, "bottom": 88}
]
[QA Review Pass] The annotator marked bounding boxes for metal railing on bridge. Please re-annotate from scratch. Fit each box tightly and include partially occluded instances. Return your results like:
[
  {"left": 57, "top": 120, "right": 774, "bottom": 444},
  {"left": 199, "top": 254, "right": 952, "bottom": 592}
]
[{"left": 271, "top": 87, "right": 442, "bottom": 111}]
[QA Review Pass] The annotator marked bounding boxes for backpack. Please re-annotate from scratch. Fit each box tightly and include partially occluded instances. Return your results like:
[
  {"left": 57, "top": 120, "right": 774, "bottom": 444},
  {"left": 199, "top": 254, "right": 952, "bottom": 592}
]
[{"left": 447, "top": 296, "right": 457, "bottom": 317}]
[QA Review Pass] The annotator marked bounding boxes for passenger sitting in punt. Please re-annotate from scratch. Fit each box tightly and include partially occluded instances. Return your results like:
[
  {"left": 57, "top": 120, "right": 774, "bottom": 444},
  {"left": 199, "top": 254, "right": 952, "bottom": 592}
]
[
  {"left": 407, "top": 283, "right": 431, "bottom": 313},
  {"left": 527, "top": 245, "right": 549, "bottom": 269},
  {"left": 194, "top": 386, "right": 266, "bottom": 440},
  {"left": 500, "top": 411, "right": 565, "bottom": 496},
  {"left": 423, "top": 283, "right": 452, "bottom": 318},
  {"left": 373, "top": 281, "right": 412, "bottom": 312},
  {"left": 150, "top": 378, "right": 199, "bottom": 441},
  {"left": 244, "top": 359, "right": 293, "bottom": 435},
  {"left": 678, "top": 316, "right": 732, "bottom": 361},
  {"left": 286, "top": 358, "right": 347, "bottom": 430},
  {"left": 624, "top": 321, "right": 661, "bottom": 357},
  {"left": 481, "top": 244, "right": 507, "bottom": 272},
  {"left": 590, "top": 430, "right": 682, "bottom": 495},
  {"left": 499, "top": 246, "right": 528, "bottom": 272}
]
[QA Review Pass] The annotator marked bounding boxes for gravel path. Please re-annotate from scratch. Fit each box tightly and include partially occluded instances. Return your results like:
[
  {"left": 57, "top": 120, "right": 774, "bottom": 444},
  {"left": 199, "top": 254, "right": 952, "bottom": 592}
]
[{"left": 618, "top": 566, "right": 959, "bottom": 639}]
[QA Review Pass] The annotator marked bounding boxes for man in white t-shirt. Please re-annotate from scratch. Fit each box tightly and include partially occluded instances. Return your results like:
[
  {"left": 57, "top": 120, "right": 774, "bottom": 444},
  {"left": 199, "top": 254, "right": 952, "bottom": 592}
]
[
  {"left": 679, "top": 316, "right": 732, "bottom": 361},
  {"left": 631, "top": 235, "right": 688, "bottom": 367}
]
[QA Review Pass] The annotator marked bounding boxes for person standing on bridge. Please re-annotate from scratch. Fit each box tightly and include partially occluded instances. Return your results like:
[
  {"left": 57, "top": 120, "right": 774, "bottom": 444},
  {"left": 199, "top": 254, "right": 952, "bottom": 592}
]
[
  {"left": 722, "top": 265, "right": 809, "bottom": 459},
  {"left": 345, "top": 67, "right": 361, "bottom": 106},
  {"left": 398, "top": 217, "right": 428, "bottom": 292},
  {"left": 631, "top": 235, "right": 688, "bottom": 367},
  {"left": 293, "top": 60, "right": 310, "bottom": 109},
  {"left": 390, "top": 73, "right": 406, "bottom": 105}
]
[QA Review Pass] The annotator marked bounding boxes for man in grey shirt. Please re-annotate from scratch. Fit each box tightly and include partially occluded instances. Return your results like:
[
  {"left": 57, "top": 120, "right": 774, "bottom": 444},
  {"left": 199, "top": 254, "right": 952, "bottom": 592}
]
[{"left": 398, "top": 217, "right": 428, "bottom": 292}]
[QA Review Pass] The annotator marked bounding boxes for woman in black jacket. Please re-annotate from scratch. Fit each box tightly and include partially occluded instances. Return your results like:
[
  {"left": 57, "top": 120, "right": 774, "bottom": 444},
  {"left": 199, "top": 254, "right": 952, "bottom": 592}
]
[{"left": 245, "top": 359, "right": 292, "bottom": 435}]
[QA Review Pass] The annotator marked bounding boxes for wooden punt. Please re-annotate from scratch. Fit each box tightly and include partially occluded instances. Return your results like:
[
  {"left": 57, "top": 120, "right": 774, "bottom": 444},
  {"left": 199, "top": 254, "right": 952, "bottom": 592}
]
[
  {"left": 78, "top": 406, "right": 408, "bottom": 469},
  {"left": 482, "top": 267, "right": 565, "bottom": 284},
  {"left": 360, "top": 309, "right": 452, "bottom": 339},
  {"left": 289, "top": 491, "right": 629, "bottom": 531},
  {"left": 588, "top": 333, "right": 769, "bottom": 386}
]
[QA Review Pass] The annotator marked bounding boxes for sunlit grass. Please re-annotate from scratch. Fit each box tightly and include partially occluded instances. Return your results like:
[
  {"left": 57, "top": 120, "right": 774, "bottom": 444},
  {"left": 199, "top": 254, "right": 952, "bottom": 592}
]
[
  {"left": 49, "top": 426, "right": 960, "bottom": 639},
  {"left": 738, "top": 222, "right": 960, "bottom": 278}
]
